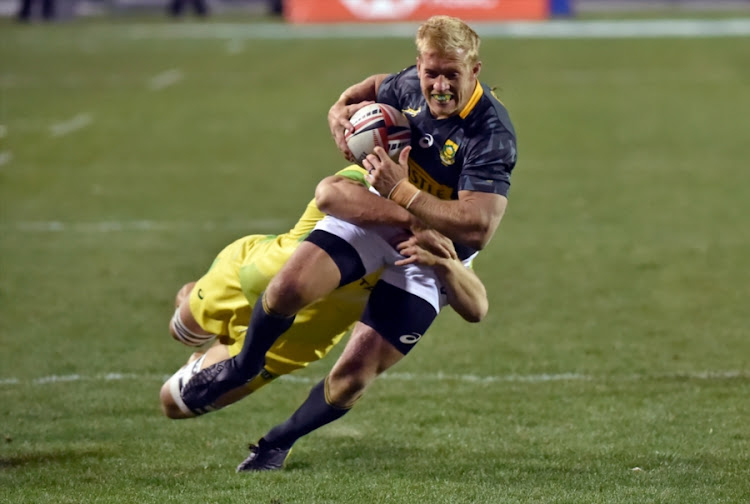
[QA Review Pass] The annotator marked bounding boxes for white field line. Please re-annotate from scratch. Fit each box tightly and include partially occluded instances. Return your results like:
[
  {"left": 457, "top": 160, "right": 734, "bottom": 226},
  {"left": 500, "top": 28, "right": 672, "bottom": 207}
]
[
  {"left": 0, "top": 370, "right": 747, "bottom": 387},
  {"left": 3, "top": 218, "right": 289, "bottom": 233},
  {"left": 0, "top": 151, "right": 12, "bottom": 166},
  {"left": 148, "top": 68, "right": 184, "bottom": 91},
  {"left": 125, "top": 19, "right": 750, "bottom": 40},
  {"left": 49, "top": 113, "right": 93, "bottom": 138}
]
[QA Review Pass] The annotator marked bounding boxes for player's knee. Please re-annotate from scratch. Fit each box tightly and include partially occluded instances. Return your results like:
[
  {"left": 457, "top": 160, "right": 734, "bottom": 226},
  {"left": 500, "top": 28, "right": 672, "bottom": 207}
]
[
  {"left": 265, "top": 275, "right": 308, "bottom": 315},
  {"left": 326, "top": 369, "right": 372, "bottom": 408},
  {"left": 174, "top": 282, "right": 196, "bottom": 308},
  {"left": 159, "top": 381, "right": 193, "bottom": 419}
]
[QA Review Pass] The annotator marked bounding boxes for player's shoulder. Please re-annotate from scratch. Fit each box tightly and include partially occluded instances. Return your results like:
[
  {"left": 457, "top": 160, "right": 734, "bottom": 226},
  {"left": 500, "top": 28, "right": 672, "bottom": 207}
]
[
  {"left": 334, "top": 164, "right": 368, "bottom": 180},
  {"left": 379, "top": 65, "right": 420, "bottom": 96},
  {"left": 391, "top": 64, "right": 418, "bottom": 81},
  {"left": 332, "top": 165, "right": 370, "bottom": 188},
  {"left": 469, "top": 82, "right": 516, "bottom": 138}
]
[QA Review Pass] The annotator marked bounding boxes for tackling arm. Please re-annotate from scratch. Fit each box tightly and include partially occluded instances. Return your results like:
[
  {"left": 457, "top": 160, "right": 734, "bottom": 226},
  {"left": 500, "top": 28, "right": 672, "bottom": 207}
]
[
  {"left": 317, "top": 174, "right": 488, "bottom": 321},
  {"left": 315, "top": 174, "right": 418, "bottom": 230},
  {"left": 396, "top": 234, "right": 488, "bottom": 323},
  {"left": 433, "top": 255, "right": 488, "bottom": 323}
]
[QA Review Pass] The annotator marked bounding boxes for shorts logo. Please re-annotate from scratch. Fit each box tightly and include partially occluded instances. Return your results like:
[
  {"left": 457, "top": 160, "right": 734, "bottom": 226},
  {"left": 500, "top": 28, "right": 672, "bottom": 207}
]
[
  {"left": 399, "top": 333, "right": 422, "bottom": 345},
  {"left": 358, "top": 278, "right": 376, "bottom": 291}
]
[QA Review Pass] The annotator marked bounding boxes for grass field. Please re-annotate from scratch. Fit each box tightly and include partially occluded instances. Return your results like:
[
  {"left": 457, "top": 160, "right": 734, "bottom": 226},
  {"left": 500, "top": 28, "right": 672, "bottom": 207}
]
[{"left": 2, "top": 17, "right": 750, "bottom": 504}]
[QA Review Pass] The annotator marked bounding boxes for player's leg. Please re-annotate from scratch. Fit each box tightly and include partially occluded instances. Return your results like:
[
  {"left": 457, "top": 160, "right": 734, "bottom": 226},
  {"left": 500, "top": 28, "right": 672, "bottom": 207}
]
[
  {"left": 166, "top": 236, "right": 263, "bottom": 414},
  {"left": 181, "top": 228, "right": 369, "bottom": 412},
  {"left": 237, "top": 239, "right": 345, "bottom": 367},
  {"left": 236, "top": 221, "right": 387, "bottom": 371},
  {"left": 162, "top": 306, "right": 350, "bottom": 421},
  {"left": 159, "top": 342, "right": 280, "bottom": 419},
  {"left": 160, "top": 343, "right": 230, "bottom": 419},
  {"left": 237, "top": 280, "right": 438, "bottom": 471},
  {"left": 260, "top": 240, "right": 343, "bottom": 317},
  {"left": 169, "top": 282, "right": 216, "bottom": 347},
  {"left": 325, "top": 323, "right": 405, "bottom": 407},
  {"left": 235, "top": 323, "right": 401, "bottom": 472}
]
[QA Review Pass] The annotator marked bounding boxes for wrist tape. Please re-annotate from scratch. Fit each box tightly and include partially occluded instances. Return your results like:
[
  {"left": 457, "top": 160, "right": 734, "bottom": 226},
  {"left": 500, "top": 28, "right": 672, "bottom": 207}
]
[{"left": 388, "top": 178, "right": 422, "bottom": 210}]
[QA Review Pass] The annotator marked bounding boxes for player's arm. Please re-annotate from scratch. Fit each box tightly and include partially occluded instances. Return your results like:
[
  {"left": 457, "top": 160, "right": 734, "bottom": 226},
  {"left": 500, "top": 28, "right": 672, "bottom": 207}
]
[
  {"left": 367, "top": 146, "right": 506, "bottom": 250},
  {"left": 410, "top": 187, "right": 506, "bottom": 251},
  {"left": 328, "top": 73, "right": 390, "bottom": 161},
  {"left": 409, "top": 187, "right": 508, "bottom": 250},
  {"left": 396, "top": 233, "right": 488, "bottom": 323},
  {"left": 315, "top": 173, "right": 418, "bottom": 230}
]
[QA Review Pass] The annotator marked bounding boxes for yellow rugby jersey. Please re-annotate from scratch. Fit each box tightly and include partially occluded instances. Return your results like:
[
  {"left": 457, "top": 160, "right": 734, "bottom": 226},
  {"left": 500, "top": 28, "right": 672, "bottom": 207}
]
[{"left": 225, "top": 165, "right": 381, "bottom": 373}]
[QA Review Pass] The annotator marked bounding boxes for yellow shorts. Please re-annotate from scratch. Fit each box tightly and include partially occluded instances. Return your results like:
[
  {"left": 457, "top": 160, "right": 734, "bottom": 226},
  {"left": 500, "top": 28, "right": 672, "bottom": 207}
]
[{"left": 189, "top": 234, "right": 378, "bottom": 379}]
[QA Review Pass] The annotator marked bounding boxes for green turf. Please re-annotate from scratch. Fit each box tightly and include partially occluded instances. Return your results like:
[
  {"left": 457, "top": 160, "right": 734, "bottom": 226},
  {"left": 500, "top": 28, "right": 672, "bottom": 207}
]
[{"left": 1, "top": 19, "right": 749, "bottom": 504}]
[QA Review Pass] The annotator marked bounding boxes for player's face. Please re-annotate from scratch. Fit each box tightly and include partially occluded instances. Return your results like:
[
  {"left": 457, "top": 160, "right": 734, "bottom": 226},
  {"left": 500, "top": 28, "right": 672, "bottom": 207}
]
[{"left": 417, "top": 50, "right": 480, "bottom": 119}]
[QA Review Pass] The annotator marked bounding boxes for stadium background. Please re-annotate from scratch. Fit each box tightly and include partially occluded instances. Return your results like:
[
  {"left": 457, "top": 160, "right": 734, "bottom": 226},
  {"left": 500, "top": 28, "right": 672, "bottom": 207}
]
[
  {"left": 1, "top": 0, "right": 749, "bottom": 20},
  {"left": 1, "top": 1, "right": 749, "bottom": 504}
]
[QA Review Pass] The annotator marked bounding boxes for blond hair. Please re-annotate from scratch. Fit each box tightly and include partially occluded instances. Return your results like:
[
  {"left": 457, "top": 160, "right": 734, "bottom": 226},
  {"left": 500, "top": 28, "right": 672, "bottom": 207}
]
[{"left": 416, "top": 16, "right": 481, "bottom": 66}]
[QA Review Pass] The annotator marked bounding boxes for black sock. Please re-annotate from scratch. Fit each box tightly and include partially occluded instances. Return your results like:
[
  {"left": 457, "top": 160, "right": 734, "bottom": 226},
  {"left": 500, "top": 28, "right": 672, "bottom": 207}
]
[
  {"left": 263, "top": 378, "right": 350, "bottom": 450},
  {"left": 180, "top": 293, "right": 295, "bottom": 413},
  {"left": 234, "top": 293, "right": 295, "bottom": 376}
]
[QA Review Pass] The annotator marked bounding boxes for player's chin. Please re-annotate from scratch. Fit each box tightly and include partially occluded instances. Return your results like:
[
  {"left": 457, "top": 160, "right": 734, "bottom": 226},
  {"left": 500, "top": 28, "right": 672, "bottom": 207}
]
[{"left": 428, "top": 99, "right": 457, "bottom": 117}]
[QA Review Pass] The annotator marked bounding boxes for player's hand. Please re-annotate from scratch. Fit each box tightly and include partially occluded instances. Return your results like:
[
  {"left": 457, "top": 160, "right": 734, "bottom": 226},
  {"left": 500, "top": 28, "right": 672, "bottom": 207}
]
[
  {"left": 395, "top": 236, "right": 443, "bottom": 267},
  {"left": 328, "top": 100, "right": 374, "bottom": 163},
  {"left": 386, "top": 230, "right": 413, "bottom": 250},
  {"left": 410, "top": 226, "right": 458, "bottom": 260},
  {"left": 364, "top": 145, "right": 411, "bottom": 196}
]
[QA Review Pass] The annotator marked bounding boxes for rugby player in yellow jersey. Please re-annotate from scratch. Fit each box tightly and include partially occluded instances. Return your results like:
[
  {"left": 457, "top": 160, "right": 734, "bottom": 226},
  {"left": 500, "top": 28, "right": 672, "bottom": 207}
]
[{"left": 159, "top": 164, "right": 488, "bottom": 418}]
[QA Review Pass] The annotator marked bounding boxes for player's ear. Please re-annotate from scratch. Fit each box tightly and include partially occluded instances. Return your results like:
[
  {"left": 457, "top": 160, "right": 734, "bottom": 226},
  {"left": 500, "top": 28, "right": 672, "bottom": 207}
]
[{"left": 473, "top": 61, "right": 482, "bottom": 78}]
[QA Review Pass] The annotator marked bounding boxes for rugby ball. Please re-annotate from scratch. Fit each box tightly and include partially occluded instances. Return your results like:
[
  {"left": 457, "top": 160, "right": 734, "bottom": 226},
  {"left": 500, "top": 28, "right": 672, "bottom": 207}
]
[{"left": 345, "top": 103, "right": 411, "bottom": 166}]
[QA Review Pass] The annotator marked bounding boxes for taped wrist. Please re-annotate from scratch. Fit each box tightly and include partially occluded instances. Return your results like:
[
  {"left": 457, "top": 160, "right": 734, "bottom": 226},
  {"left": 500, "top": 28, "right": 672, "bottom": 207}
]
[{"left": 388, "top": 179, "right": 421, "bottom": 209}]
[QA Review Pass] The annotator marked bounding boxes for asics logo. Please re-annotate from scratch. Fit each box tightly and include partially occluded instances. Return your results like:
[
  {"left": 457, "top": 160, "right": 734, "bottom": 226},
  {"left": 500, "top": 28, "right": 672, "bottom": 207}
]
[
  {"left": 419, "top": 134, "right": 434, "bottom": 148},
  {"left": 399, "top": 333, "right": 422, "bottom": 345}
]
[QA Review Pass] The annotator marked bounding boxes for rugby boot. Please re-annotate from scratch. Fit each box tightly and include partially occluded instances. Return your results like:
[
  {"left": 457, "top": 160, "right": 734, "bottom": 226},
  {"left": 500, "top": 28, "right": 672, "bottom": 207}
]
[{"left": 236, "top": 439, "right": 292, "bottom": 472}]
